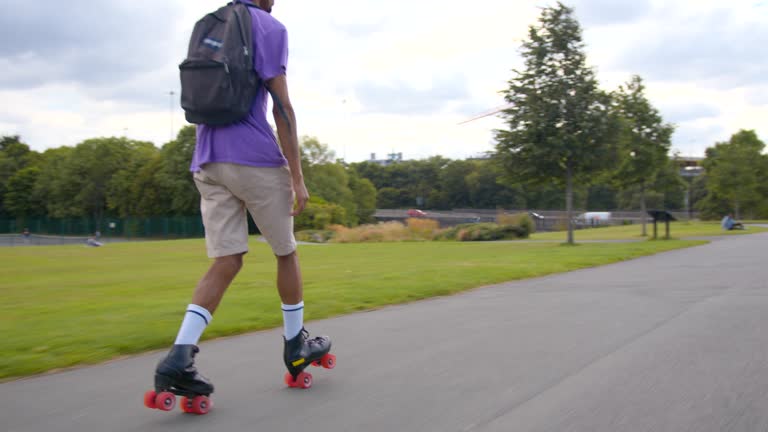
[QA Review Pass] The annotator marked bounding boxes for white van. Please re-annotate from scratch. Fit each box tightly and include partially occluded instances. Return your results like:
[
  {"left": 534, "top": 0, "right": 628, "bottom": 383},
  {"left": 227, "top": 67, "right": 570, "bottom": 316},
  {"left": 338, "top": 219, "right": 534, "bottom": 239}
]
[{"left": 575, "top": 212, "right": 612, "bottom": 226}]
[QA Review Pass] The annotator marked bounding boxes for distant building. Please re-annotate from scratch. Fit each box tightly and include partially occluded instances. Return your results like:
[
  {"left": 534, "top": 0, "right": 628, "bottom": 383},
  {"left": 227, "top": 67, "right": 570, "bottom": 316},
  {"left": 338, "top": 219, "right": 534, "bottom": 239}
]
[
  {"left": 673, "top": 156, "right": 704, "bottom": 178},
  {"left": 368, "top": 152, "right": 404, "bottom": 166}
]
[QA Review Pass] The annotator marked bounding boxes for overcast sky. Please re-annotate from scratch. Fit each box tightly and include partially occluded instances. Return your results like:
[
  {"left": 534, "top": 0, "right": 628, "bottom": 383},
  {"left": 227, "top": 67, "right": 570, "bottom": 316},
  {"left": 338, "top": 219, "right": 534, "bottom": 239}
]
[{"left": 1, "top": 0, "right": 766, "bottom": 162}]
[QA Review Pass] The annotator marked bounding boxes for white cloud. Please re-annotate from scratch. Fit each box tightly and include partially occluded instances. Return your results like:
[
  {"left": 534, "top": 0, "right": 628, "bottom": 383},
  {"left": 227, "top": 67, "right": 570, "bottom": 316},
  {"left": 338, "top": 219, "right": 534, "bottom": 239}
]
[{"left": 1, "top": 0, "right": 766, "bottom": 160}]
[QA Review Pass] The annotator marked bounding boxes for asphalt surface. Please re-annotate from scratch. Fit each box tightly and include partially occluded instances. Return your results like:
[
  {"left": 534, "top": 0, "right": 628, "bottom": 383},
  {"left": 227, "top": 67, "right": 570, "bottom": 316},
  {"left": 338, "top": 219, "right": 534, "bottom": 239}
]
[{"left": 3, "top": 232, "right": 768, "bottom": 432}]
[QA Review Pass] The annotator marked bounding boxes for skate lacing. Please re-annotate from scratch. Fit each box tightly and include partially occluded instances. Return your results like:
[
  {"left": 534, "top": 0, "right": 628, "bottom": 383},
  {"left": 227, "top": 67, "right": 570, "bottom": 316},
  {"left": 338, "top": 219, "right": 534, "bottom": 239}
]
[{"left": 301, "top": 329, "right": 324, "bottom": 347}]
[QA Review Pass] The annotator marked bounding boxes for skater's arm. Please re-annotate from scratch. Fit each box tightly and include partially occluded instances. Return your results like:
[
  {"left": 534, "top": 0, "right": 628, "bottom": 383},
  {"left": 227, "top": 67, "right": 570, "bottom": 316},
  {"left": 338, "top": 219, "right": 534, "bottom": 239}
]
[{"left": 266, "top": 74, "right": 308, "bottom": 216}]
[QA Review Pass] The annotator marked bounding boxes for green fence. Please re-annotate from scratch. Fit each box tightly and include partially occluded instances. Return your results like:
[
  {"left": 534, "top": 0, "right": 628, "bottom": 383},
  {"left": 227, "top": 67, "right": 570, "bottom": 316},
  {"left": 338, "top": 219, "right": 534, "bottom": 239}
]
[{"left": 0, "top": 216, "right": 208, "bottom": 239}]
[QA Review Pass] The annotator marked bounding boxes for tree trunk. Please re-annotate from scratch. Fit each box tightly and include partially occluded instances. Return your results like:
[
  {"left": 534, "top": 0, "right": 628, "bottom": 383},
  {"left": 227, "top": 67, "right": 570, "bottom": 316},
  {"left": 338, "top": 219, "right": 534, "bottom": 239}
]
[
  {"left": 566, "top": 164, "right": 574, "bottom": 244},
  {"left": 640, "top": 183, "right": 647, "bottom": 237},
  {"left": 735, "top": 201, "right": 740, "bottom": 220}
]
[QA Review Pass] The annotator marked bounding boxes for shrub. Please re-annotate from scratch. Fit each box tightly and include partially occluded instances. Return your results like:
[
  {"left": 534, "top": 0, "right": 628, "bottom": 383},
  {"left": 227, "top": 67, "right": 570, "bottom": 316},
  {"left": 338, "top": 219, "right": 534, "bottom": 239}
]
[
  {"left": 434, "top": 222, "right": 528, "bottom": 242},
  {"left": 330, "top": 221, "right": 411, "bottom": 243},
  {"left": 294, "top": 198, "right": 347, "bottom": 230},
  {"left": 406, "top": 218, "right": 440, "bottom": 240},
  {"left": 295, "top": 230, "right": 334, "bottom": 243},
  {"left": 497, "top": 212, "right": 535, "bottom": 236}
]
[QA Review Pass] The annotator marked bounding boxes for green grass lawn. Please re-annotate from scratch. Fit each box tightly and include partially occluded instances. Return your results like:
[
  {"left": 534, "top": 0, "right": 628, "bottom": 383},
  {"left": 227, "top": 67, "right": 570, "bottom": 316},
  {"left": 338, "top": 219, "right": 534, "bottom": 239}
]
[
  {"left": 1, "top": 237, "right": 706, "bottom": 380},
  {"left": 531, "top": 221, "right": 768, "bottom": 241}
]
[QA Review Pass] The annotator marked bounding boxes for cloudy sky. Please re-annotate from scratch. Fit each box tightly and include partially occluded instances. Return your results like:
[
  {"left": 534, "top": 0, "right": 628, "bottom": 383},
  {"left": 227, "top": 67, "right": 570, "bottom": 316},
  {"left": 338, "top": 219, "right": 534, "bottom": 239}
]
[{"left": 1, "top": 0, "right": 766, "bottom": 162}]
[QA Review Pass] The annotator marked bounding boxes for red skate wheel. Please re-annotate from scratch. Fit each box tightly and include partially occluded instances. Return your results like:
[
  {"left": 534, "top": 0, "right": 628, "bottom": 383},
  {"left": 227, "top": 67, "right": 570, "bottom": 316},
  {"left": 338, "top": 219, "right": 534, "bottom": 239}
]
[
  {"left": 284, "top": 371, "right": 295, "bottom": 387},
  {"left": 297, "top": 372, "right": 313, "bottom": 389},
  {"left": 143, "top": 390, "right": 157, "bottom": 409},
  {"left": 312, "top": 360, "right": 322, "bottom": 367},
  {"left": 155, "top": 392, "right": 176, "bottom": 411},
  {"left": 191, "top": 396, "right": 211, "bottom": 415},
  {"left": 179, "top": 396, "right": 191, "bottom": 413},
  {"left": 321, "top": 354, "right": 336, "bottom": 369}
]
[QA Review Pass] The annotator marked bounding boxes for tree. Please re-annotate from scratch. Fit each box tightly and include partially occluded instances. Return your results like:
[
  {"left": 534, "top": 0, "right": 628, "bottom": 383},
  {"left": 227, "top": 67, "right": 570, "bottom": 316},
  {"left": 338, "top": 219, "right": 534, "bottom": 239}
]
[
  {"left": 157, "top": 125, "right": 199, "bottom": 215},
  {"left": 348, "top": 172, "right": 377, "bottom": 224},
  {"left": 300, "top": 136, "right": 359, "bottom": 225},
  {"left": 611, "top": 75, "right": 674, "bottom": 235},
  {"left": 494, "top": 2, "right": 618, "bottom": 243},
  {"left": 0, "top": 136, "right": 40, "bottom": 217},
  {"left": 4, "top": 166, "right": 45, "bottom": 217},
  {"left": 701, "top": 130, "right": 766, "bottom": 219},
  {"left": 48, "top": 137, "right": 157, "bottom": 222},
  {"left": 439, "top": 160, "right": 474, "bottom": 208},
  {"left": 33, "top": 147, "right": 76, "bottom": 218}
]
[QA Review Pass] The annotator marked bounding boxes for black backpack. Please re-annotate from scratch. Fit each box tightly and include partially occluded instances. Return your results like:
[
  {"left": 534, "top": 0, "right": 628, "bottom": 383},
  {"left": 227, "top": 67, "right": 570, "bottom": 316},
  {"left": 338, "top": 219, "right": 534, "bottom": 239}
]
[{"left": 179, "top": 1, "right": 261, "bottom": 126}]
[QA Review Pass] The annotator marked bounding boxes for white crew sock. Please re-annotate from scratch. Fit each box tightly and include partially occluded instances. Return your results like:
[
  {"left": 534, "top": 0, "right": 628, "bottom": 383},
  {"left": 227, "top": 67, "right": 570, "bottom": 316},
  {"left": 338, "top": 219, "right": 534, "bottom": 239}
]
[
  {"left": 174, "top": 304, "right": 213, "bottom": 345},
  {"left": 282, "top": 301, "right": 304, "bottom": 340}
]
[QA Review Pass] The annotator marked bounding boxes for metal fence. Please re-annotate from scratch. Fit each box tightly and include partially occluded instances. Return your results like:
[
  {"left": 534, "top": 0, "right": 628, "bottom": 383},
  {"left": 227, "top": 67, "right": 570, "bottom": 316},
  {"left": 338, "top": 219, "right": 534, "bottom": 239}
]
[{"left": 0, "top": 216, "right": 207, "bottom": 240}]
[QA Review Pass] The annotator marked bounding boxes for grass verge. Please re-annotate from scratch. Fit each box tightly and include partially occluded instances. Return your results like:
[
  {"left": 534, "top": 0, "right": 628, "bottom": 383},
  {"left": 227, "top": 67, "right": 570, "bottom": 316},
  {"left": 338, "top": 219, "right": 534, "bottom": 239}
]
[
  {"left": 1, "top": 237, "right": 705, "bottom": 379},
  {"left": 531, "top": 221, "right": 768, "bottom": 241}
]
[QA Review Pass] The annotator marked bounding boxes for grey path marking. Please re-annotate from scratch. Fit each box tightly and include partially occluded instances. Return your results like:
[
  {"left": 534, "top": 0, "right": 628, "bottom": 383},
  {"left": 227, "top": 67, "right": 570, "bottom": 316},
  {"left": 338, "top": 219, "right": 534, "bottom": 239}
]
[{"left": 2, "top": 233, "right": 768, "bottom": 432}]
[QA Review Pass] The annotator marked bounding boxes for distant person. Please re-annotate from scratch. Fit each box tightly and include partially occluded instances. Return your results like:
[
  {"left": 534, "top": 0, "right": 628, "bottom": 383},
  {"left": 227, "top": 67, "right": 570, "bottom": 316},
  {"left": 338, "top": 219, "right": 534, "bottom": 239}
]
[
  {"left": 22, "top": 228, "right": 30, "bottom": 244},
  {"left": 85, "top": 236, "right": 103, "bottom": 247},
  {"left": 150, "top": 0, "right": 332, "bottom": 404},
  {"left": 721, "top": 213, "right": 745, "bottom": 231}
]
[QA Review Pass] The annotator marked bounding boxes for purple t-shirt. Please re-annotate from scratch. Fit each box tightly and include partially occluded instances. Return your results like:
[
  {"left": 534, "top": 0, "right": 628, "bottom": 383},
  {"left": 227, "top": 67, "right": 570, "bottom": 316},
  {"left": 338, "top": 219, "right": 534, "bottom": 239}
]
[{"left": 190, "top": 8, "right": 289, "bottom": 172}]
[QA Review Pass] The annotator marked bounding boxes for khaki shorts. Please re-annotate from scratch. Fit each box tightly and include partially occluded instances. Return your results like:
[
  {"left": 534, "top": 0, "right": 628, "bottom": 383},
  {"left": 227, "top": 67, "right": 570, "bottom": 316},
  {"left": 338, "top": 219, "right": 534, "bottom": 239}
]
[{"left": 193, "top": 163, "right": 297, "bottom": 258}]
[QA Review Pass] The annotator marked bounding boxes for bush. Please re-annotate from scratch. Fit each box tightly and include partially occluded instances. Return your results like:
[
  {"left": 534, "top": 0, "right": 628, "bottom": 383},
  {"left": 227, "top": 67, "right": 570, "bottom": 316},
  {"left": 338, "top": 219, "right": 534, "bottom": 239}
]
[
  {"left": 496, "top": 212, "right": 535, "bottom": 236},
  {"left": 294, "top": 198, "right": 347, "bottom": 230},
  {"left": 436, "top": 222, "right": 529, "bottom": 242},
  {"left": 295, "top": 230, "right": 334, "bottom": 243},
  {"left": 406, "top": 218, "right": 440, "bottom": 240},
  {"left": 330, "top": 221, "right": 411, "bottom": 243}
]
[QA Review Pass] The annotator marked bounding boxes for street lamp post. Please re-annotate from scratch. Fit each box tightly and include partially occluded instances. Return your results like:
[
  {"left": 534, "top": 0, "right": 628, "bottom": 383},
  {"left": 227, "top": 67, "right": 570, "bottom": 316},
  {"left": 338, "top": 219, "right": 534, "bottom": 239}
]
[{"left": 169, "top": 91, "right": 175, "bottom": 142}]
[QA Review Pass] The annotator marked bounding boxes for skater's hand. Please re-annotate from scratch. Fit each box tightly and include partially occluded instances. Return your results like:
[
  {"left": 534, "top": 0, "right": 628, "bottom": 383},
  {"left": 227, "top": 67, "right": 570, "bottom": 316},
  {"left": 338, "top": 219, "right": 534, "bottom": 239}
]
[{"left": 292, "top": 178, "right": 309, "bottom": 216}]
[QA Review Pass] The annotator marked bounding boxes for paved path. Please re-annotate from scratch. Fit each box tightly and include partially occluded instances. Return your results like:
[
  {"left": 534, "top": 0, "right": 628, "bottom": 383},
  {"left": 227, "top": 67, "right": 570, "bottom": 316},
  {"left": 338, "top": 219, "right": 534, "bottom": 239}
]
[{"left": 3, "top": 232, "right": 768, "bottom": 432}]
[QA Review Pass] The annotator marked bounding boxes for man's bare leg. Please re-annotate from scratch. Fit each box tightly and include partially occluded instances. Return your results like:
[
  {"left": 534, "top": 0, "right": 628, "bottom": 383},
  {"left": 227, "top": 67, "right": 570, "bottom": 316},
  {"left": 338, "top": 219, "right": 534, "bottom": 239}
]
[
  {"left": 277, "top": 250, "right": 332, "bottom": 381},
  {"left": 277, "top": 251, "right": 303, "bottom": 304},
  {"left": 192, "top": 254, "right": 244, "bottom": 313},
  {"left": 151, "top": 254, "right": 244, "bottom": 399}
]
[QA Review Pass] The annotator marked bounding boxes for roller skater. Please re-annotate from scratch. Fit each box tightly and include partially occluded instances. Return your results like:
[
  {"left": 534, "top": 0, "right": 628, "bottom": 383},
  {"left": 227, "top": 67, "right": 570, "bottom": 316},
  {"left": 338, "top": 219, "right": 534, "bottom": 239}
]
[{"left": 143, "top": 0, "right": 334, "bottom": 415}]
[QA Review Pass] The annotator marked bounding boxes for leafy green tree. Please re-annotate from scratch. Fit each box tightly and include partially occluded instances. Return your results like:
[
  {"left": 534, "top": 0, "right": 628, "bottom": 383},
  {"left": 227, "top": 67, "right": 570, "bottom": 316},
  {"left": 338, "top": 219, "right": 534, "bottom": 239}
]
[
  {"left": 4, "top": 166, "right": 45, "bottom": 217},
  {"left": 0, "top": 136, "right": 40, "bottom": 216},
  {"left": 300, "top": 136, "right": 359, "bottom": 225},
  {"left": 439, "top": 160, "right": 473, "bottom": 208},
  {"left": 52, "top": 137, "right": 157, "bottom": 222},
  {"left": 300, "top": 136, "right": 336, "bottom": 170},
  {"left": 701, "top": 130, "right": 766, "bottom": 219},
  {"left": 107, "top": 144, "right": 161, "bottom": 217},
  {"left": 611, "top": 75, "right": 674, "bottom": 235},
  {"left": 376, "top": 187, "right": 403, "bottom": 209},
  {"left": 34, "top": 147, "right": 76, "bottom": 217},
  {"left": 348, "top": 171, "right": 377, "bottom": 224},
  {"left": 294, "top": 197, "right": 347, "bottom": 230},
  {"left": 465, "top": 159, "right": 526, "bottom": 209},
  {"left": 586, "top": 184, "right": 618, "bottom": 210},
  {"left": 157, "top": 125, "right": 199, "bottom": 215},
  {"left": 494, "top": 3, "right": 619, "bottom": 243}
]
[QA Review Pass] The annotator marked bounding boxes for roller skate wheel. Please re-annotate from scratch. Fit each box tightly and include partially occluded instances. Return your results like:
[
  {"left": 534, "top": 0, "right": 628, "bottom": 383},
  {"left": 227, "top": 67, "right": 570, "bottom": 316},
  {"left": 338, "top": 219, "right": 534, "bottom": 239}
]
[
  {"left": 284, "top": 371, "right": 295, "bottom": 387},
  {"left": 297, "top": 371, "right": 313, "bottom": 389},
  {"left": 155, "top": 392, "right": 176, "bottom": 411},
  {"left": 143, "top": 390, "right": 157, "bottom": 409},
  {"left": 180, "top": 396, "right": 191, "bottom": 413},
  {"left": 191, "top": 395, "right": 211, "bottom": 415},
  {"left": 321, "top": 354, "right": 336, "bottom": 369},
  {"left": 284, "top": 371, "right": 313, "bottom": 389}
]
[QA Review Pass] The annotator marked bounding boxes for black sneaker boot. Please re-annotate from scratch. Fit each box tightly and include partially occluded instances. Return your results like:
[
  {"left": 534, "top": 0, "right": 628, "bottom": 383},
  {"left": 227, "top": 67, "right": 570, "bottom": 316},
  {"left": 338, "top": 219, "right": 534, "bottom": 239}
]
[
  {"left": 154, "top": 344, "right": 214, "bottom": 396},
  {"left": 283, "top": 328, "right": 332, "bottom": 378}
]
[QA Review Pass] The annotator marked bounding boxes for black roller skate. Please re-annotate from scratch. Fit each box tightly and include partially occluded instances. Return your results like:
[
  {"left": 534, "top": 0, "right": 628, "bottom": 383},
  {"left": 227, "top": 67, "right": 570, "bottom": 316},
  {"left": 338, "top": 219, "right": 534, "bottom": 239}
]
[
  {"left": 283, "top": 328, "right": 335, "bottom": 389},
  {"left": 143, "top": 345, "right": 214, "bottom": 415}
]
